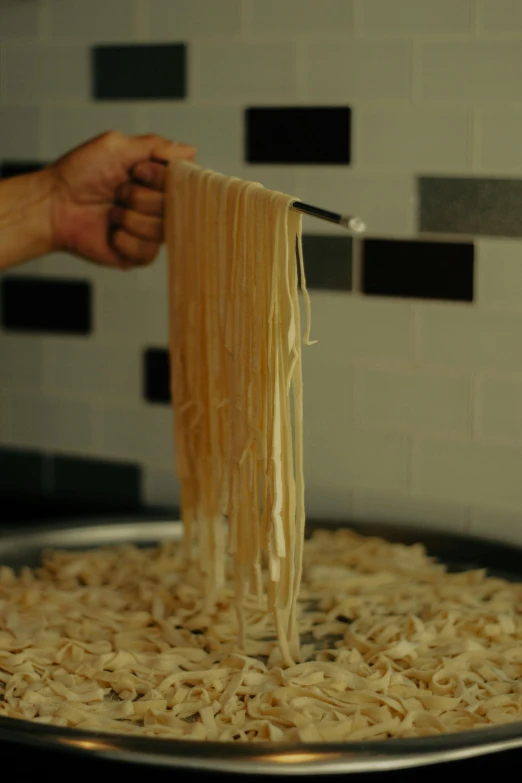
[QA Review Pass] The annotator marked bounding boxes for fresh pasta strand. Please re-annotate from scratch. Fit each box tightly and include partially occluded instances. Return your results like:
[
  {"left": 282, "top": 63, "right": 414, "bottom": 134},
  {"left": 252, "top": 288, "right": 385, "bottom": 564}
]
[{"left": 165, "top": 161, "right": 311, "bottom": 662}]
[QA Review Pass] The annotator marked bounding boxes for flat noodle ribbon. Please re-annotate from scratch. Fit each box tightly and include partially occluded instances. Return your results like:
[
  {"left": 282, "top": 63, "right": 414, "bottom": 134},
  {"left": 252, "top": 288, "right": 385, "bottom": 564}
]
[{"left": 166, "top": 161, "right": 310, "bottom": 663}]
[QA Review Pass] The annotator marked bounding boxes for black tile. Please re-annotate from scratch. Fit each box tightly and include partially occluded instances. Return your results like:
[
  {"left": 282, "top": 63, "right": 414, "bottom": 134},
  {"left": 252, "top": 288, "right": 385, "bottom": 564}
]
[
  {"left": 419, "top": 176, "right": 522, "bottom": 238},
  {"left": 362, "top": 238, "right": 474, "bottom": 302},
  {"left": 246, "top": 107, "right": 351, "bottom": 164},
  {"left": 1, "top": 276, "right": 92, "bottom": 334},
  {"left": 144, "top": 347, "right": 171, "bottom": 404},
  {"left": 0, "top": 161, "right": 44, "bottom": 179},
  {"left": 92, "top": 44, "right": 186, "bottom": 100},
  {"left": 53, "top": 455, "right": 141, "bottom": 507},
  {"left": 0, "top": 447, "right": 45, "bottom": 495},
  {"left": 300, "top": 235, "right": 352, "bottom": 291}
]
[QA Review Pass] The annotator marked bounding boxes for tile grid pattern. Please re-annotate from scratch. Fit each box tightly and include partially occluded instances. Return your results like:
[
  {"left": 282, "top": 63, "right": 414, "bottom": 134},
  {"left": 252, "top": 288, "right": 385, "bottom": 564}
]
[{"left": 1, "top": 1, "right": 522, "bottom": 541}]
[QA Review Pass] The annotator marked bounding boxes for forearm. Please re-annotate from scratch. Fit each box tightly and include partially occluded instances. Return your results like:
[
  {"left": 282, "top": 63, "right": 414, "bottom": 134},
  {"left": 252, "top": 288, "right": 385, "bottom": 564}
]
[{"left": 0, "top": 170, "right": 55, "bottom": 272}]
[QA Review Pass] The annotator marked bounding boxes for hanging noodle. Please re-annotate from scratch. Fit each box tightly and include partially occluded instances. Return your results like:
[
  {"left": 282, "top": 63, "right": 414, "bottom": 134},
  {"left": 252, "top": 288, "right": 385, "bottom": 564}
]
[{"left": 165, "top": 161, "right": 311, "bottom": 663}]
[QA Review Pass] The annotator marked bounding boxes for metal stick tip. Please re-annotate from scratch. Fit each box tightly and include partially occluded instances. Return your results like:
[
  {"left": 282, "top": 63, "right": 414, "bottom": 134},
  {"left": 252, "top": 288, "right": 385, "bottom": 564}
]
[{"left": 343, "top": 216, "right": 366, "bottom": 234}]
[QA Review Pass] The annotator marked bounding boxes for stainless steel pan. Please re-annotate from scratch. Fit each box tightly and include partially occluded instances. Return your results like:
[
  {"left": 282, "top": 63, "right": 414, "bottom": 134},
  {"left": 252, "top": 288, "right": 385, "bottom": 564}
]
[{"left": 1, "top": 516, "right": 522, "bottom": 775}]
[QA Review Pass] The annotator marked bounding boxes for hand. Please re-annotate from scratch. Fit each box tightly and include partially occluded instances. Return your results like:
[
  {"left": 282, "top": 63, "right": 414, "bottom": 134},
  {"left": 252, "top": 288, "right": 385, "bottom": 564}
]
[{"left": 46, "top": 131, "right": 196, "bottom": 269}]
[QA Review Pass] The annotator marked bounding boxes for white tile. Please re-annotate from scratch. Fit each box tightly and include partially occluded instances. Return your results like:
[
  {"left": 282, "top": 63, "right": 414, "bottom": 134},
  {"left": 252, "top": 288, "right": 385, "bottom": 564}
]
[
  {"left": 40, "top": 252, "right": 122, "bottom": 285},
  {"left": 360, "top": 367, "right": 471, "bottom": 436},
  {"left": 0, "top": 0, "right": 40, "bottom": 38},
  {"left": 149, "top": 0, "right": 242, "bottom": 38},
  {"left": 49, "top": 0, "right": 135, "bottom": 40},
  {"left": 420, "top": 42, "right": 522, "bottom": 101},
  {"left": 476, "top": 239, "right": 522, "bottom": 309},
  {"left": 304, "top": 485, "right": 353, "bottom": 520},
  {"left": 1, "top": 392, "right": 93, "bottom": 452},
  {"left": 306, "top": 41, "right": 412, "bottom": 101},
  {"left": 1, "top": 257, "right": 44, "bottom": 276},
  {"left": 477, "top": 376, "right": 522, "bottom": 442},
  {"left": 43, "top": 106, "right": 137, "bottom": 160},
  {"left": 297, "top": 170, "right": 414, "bottom": 235},
  {"left": 477, "top": 0, "right": 522, "bottom": 33},
  {"left": 303, "top": 357, "right": 355, "bottom": 479},
  {"left": 2, "top": 45, "right": 89, "bottom": 101},
  {"left": 142, "top": 465, "right": 180, "bottom": 508},
  {"left": 99, "top": 402, "right": 174, "bottom": 463},
  {"left": 194, "top": 41, "right": 297, "bottom": 100},
  {"left": 46, "top": 340, "right": 141, "bottom": 402},
  {"left": 145, "top": 106, "right": 241, "bottom": 163},
  {"left": 476, "top": 111, "right": 522, "bottom": 174},
  {"left": 0, "top": 335, "right": 43, "bottom": 388},
  {"left": 306, "top": 426, "right": 411, "bottom": 497},
  {"left": 96, "top": 285, "right": 169, "bottom": 345},
  {"left": 307, "top": 291, "right": 413, "bottom": 361},
  {"left": 0, "top": 106, "right": 40, "bottom": 159},
  {"left": 414, "top": 437, "right": 522, "bottom": 511},
  {"left": 352, "top": 491, "right": 469, "bottom": 533},
  {"left": 362, "top": 0, "right": 474, "bottom": 34},
  {"left": 360, "top": 106, "right": 470, "bottom": 171},
  {"left": 470, "top": 507, "right": 522, "bottom": 546},
  {"left": 249, "top": 0, "right": 354, "bottom": 34},
  {"left": 418, "top": 304, "right": 522, "bottom": 371}
]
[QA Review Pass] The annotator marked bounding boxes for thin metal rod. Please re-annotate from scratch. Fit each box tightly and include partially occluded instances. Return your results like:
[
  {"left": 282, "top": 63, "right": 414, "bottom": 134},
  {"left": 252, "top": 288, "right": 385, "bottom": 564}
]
[{"left": 292, "top": 201, "right": 366, "bottom": 234}]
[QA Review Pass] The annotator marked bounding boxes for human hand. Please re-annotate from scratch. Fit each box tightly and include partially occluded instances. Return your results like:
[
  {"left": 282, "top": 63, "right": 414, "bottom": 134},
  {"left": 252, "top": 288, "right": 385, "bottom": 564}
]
[{"left": 46, "top": 131, "right": 195, "bottom": 269}]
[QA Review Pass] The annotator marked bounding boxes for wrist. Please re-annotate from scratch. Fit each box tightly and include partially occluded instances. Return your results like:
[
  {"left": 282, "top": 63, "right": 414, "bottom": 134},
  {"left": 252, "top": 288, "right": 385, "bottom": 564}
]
[{"left": 0, "top": 168, "right": 56, "bottom": 271}]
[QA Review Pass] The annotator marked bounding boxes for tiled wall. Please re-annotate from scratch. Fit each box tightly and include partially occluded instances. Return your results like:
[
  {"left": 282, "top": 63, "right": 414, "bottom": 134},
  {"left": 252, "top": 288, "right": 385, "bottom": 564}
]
[{"left": 2, "top": 0, "right": 522, "bottom": 542}]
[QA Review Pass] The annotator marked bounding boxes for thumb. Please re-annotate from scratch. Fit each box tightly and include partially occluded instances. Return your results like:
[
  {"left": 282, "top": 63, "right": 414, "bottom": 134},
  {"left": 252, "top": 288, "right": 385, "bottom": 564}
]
[{"left": 126, "top": 134, "right": 196, "bottom": 164}]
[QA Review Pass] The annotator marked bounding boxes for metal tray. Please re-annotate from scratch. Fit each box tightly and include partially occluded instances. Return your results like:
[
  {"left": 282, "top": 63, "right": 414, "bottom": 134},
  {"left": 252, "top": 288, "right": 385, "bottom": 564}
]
[{"left": 1, "top": 516, "right": 522, "bottom": 775}]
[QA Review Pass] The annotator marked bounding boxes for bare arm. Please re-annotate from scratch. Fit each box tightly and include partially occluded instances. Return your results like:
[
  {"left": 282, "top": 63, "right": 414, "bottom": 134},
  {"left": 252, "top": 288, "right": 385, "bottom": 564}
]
[
  {"left": 0, "top": 170, "right": 54, "bottom": 271},
  {"left": 0, "top": 131, "right": 195, "bottom": 273}
]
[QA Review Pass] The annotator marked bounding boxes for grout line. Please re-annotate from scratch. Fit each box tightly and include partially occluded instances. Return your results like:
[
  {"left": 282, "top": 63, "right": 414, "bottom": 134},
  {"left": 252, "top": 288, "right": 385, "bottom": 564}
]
[
  {"left": 39, "top": 0, "right": 51, "bottom": 42},
  {"left": 134, "top": 105, "right": 148, "bottom": 134},
  {"left": 294, "top": 38, "right": 307, "bottom": 101},
  {"left": 351, "top": 238, "right": 363, "bottom": 295},
  {"left": 470, "top": 105, "right": 481, "bottom": 173},
  {"left": 469, "top": 373, "right": 480, "bottom": 441},
  {"left": 240, "top": 0, "right": 252, "bottom": 38},
  {"left": 409, "top": 435, "right": 420, "bottom": 496},
  {"left": 352, "top": 362, "right": 363, "bottom": 425},
  {"left": 471, "top": 0, "right": 480, "bottom": 37},
  {"left": 411, "top": 39, "right": 421, "bottom": 105},
  {"left": 134, "top": 0, "right": 149, "bottom": 40},
  {"left": 352, "top": 0, "right": 364, "bottom": 38},
  {"left": 411, "top": 303, "right": 421, "bottom": 364}
]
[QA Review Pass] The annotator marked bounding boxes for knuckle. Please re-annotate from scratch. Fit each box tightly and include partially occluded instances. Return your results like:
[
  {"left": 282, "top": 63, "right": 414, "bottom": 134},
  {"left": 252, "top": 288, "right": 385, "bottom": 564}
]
[{"left": 102, "top": 129, "right": 126, "bottom": 147}]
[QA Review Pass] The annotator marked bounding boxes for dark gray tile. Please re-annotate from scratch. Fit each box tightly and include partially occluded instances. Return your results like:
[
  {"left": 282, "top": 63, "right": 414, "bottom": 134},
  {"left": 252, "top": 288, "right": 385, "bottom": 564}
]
[
  {"left": 144, "top": 348, "right": 170, "bottom": 404},
  {"left": 92, "top": 44, "right": 186, "bottom": 100},
  {"left": 1, "top": 276, "right": 92, "bottom": 335},
  {"left": 300, "top": 235, "right": 352, "bottom": 291},
  {"left": 53, "top": 455, "right": 141, "bottom": 507},
  {"left": 0, "top": 447, "right": 45, "bottom": 494},
  {"left": 362, "top": 238, "right": 474, "bottom": 302},
  {"left": 246, "top": 107, "right": 351, "bottom": 164},
  {"left": 419, "top": 176, "right": 522, "bottom": 238}
]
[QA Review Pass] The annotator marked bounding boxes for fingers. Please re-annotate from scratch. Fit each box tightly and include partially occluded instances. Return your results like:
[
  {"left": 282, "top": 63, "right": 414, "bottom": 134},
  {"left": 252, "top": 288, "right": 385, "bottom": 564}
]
[
  {"left": 116, "top": 181, "right": 164, "bottom": 216},
  {"left": 110, "top": 206, "right": 163, "bottom": 243},
  {"left": 125, "top": 133, "right": 196, "bottom": 165},
  {"left": 104, "top": 132, "right": 195, "bottom": 269},
  {"left": 111, "top": 228, "right": 160, "bottom": 267},
  {"left": 131, "top": 160, "right": 167, "bottom": 191}
]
